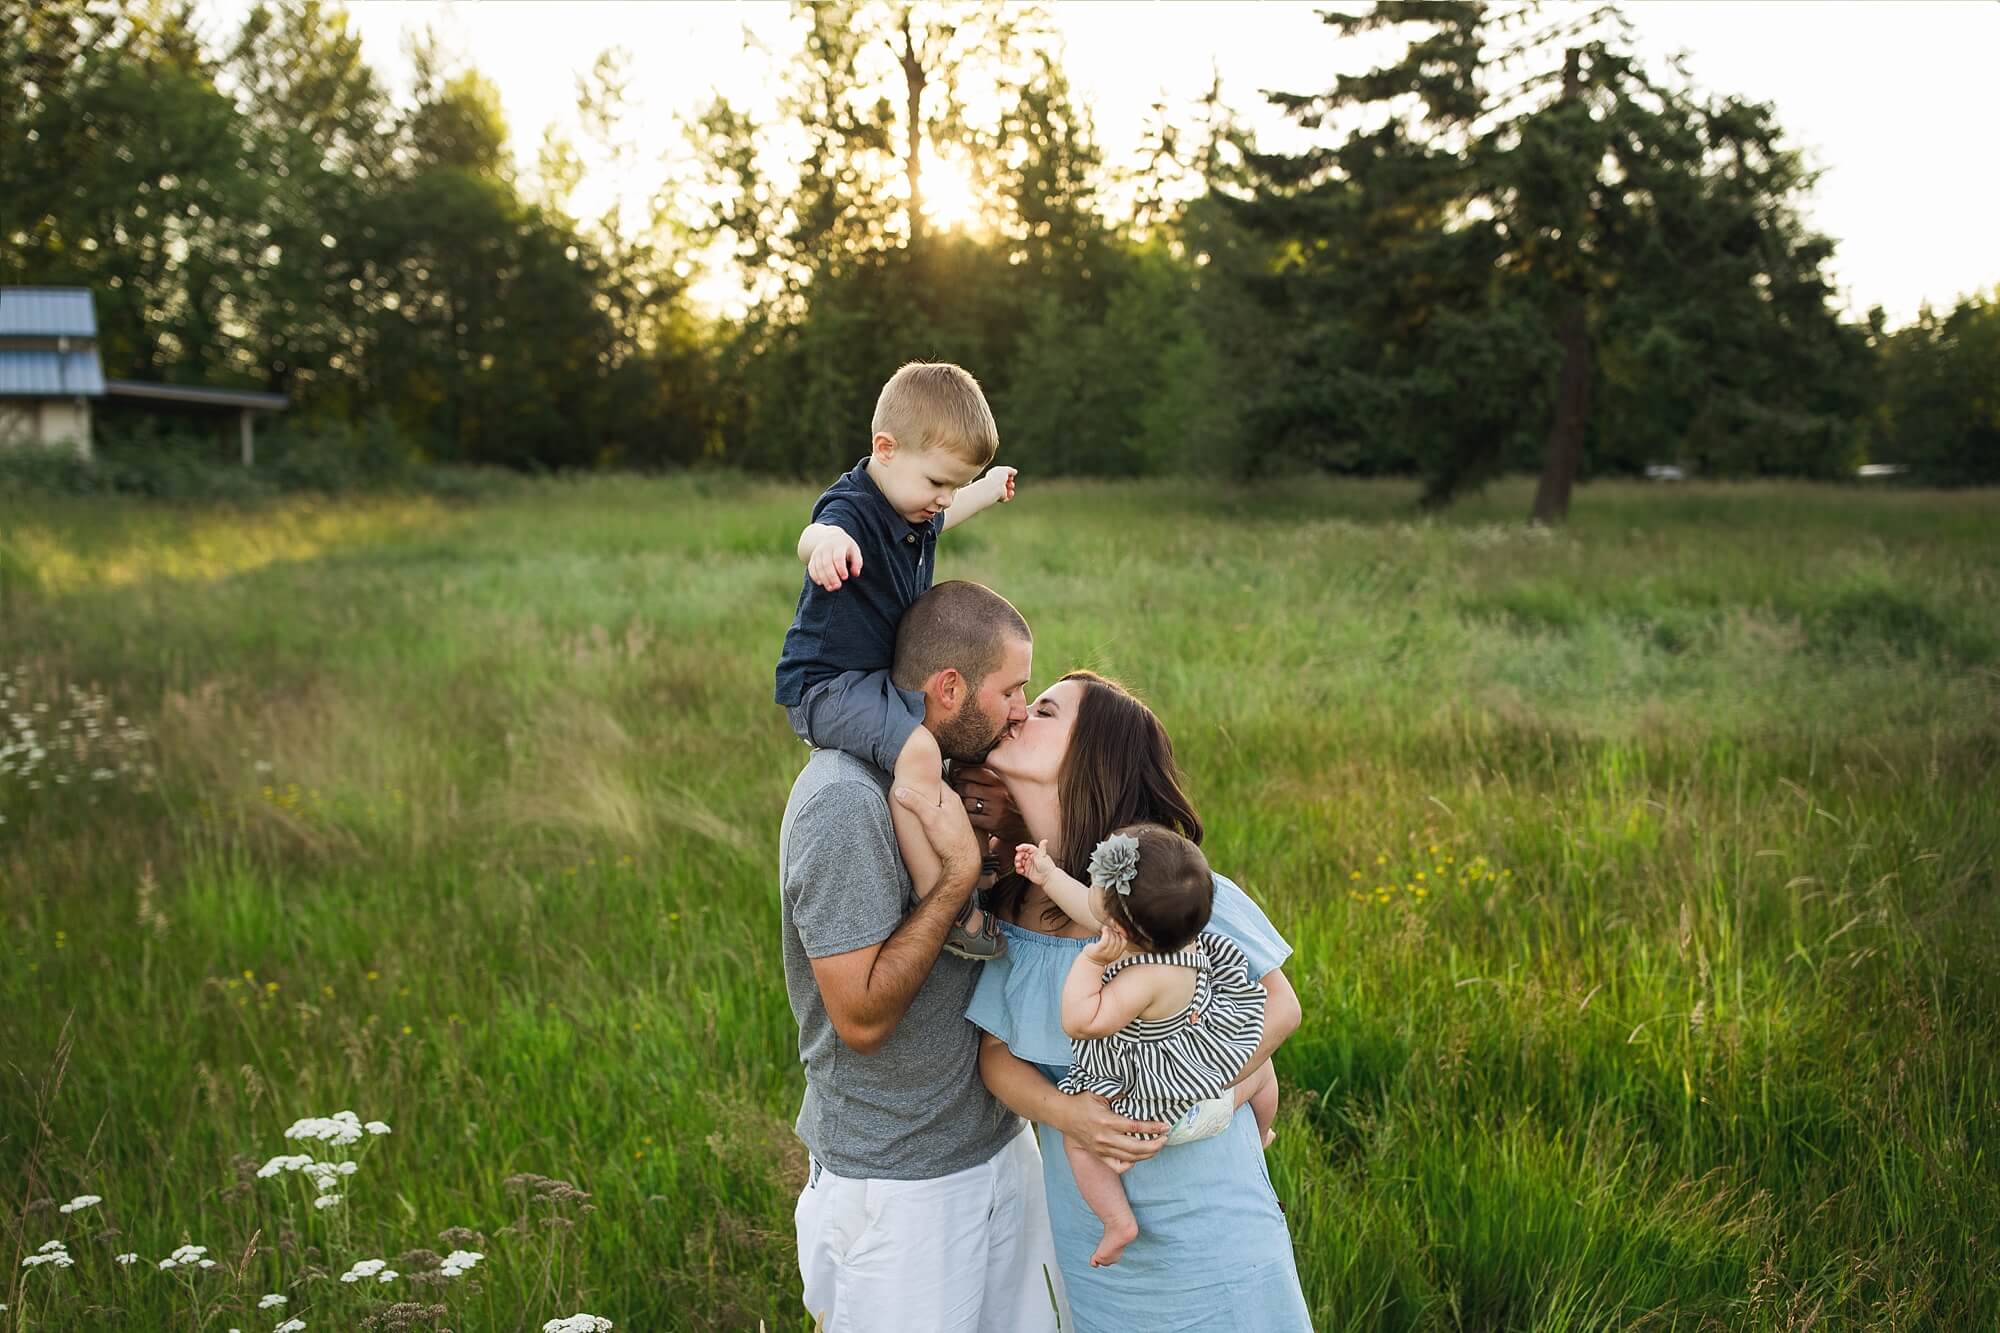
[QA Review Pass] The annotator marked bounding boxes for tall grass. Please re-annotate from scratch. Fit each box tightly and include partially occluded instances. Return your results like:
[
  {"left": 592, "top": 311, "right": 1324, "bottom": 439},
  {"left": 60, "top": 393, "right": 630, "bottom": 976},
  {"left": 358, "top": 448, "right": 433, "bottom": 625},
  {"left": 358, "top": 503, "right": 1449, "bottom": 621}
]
[{"left": 2, "top": 476, "right": 1995, "bottom": 1330}]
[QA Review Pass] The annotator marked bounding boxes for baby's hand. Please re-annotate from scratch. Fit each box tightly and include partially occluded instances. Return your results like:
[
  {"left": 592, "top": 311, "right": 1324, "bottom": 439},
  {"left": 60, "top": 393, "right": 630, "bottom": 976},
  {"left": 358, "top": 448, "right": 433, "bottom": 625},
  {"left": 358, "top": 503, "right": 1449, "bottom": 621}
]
[
  {"left": 808, "top": 530, "right": 863, "bottom": 591},
  {"left": 990, "top": 466, "right": 1017, "bottom": 503},
  {"left": 1014, "top": 839, "right": 1054, "bottom": 885},
  {"left": 1082, "top": 921, "right": 1128, "bottom": 966}
]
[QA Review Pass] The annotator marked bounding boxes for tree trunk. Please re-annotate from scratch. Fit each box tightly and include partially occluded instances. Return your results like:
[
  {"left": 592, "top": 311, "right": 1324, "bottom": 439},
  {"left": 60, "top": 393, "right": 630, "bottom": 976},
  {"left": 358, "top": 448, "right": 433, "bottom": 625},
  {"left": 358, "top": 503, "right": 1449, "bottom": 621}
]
[
  {"left": 895, "top": 8, "right": 926, "bottom": 250},
  {"left": 1530, "top": 48, "right": 1589, "bottom": 526},
  {"left": 1531, "top": 294, "right": 1590, "bottom": 524}
]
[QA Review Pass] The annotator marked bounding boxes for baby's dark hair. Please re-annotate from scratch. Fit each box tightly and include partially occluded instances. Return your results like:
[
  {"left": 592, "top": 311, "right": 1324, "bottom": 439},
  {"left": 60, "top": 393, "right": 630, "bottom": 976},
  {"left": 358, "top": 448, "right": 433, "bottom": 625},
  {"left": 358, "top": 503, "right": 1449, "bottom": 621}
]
[{"left": 1093, "top": 824, "right": 1213, "bottom": 955}]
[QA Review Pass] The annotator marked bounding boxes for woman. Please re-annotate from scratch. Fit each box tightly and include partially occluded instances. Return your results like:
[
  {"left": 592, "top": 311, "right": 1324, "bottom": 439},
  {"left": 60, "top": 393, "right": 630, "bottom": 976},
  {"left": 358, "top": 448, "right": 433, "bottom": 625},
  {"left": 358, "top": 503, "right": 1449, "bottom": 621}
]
[{"left": 959, "top": 670, "right": 1311, "bottom": 1330}]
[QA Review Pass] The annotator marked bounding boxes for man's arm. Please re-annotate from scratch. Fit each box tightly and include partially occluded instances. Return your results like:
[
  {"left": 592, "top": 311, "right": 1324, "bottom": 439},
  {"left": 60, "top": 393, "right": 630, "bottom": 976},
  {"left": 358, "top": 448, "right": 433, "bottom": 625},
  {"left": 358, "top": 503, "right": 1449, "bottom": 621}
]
[
  {"left": 940, "top": 466, "right": 1016, "bottom": 532},
  {"left": 806, "top": 784, "right": 978, "bottom": 1055},
  {"left": 977, "top": 1033, "right": 1169, "bottom": 1166}
]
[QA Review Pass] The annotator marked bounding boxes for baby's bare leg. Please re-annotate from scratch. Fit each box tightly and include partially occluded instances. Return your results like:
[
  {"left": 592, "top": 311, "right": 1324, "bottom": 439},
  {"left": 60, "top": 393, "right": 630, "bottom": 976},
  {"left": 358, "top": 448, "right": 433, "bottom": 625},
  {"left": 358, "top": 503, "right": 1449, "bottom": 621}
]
[
  {"left": 1063, "top": 1137, "right": 1139, "bottom": 1267},
  {"left": 1235, "top": 1059, "right": 1279, "bottom": 1148}
]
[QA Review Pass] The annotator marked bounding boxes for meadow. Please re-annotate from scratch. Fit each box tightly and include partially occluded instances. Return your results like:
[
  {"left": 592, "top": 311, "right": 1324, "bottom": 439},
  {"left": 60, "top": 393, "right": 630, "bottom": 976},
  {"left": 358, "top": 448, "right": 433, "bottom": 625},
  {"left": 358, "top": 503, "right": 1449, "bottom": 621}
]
[{"left": 2, "top": 474, "right": 1996, "bottom": 1331}]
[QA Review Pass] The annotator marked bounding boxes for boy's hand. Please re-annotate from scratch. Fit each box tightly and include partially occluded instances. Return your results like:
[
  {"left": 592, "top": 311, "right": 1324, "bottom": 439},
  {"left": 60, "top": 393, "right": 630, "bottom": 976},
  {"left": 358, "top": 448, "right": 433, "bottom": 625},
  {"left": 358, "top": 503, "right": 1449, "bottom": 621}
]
[
  {"left": 1014, "top": 839, "right": 1055, "bottom": 886},
  {"left": 1082, "top": 921, "right": 1128, "bottom": 966},
  {"left": 807, "top": 530, "right": 863, "bottom": 591},
  {"left": 990, "top": 466, "right": 1017, "bottom": 503}
]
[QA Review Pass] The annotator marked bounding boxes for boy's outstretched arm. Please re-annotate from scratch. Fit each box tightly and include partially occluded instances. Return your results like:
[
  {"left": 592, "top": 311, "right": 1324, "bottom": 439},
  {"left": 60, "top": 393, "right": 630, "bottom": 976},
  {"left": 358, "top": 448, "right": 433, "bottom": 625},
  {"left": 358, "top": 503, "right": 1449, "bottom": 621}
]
[
  {"left": 940, "top": 466, "right": 1017, "bottom": 532},
  {"left": 798, "top": 522, "right": 863, "bottom": 590}
]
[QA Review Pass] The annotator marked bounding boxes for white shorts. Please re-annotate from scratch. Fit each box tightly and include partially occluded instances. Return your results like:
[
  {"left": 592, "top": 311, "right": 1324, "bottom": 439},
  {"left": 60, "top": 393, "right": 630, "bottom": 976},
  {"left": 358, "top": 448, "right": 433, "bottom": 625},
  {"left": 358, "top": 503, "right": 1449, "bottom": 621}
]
[{"left": 796, "top": 1125, "right": 1069, "bottom": 1333}]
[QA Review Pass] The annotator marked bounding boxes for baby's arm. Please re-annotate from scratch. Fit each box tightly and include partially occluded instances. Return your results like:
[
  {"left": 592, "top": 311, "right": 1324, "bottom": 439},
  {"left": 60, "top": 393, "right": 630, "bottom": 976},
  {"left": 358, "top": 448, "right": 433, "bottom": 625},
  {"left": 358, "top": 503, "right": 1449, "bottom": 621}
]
[
  {"left": 798, "top": 522, "right": 863, "bottom": 591},
  {"left": 1060, "top": 932, "right": 1159, "bottom": 1040},
  {"left": 1013, "top": 840, "right": 1102, "bottom": 929},
  {"left": 940, "top": 466, "right": 1016, "bottom": 532}
]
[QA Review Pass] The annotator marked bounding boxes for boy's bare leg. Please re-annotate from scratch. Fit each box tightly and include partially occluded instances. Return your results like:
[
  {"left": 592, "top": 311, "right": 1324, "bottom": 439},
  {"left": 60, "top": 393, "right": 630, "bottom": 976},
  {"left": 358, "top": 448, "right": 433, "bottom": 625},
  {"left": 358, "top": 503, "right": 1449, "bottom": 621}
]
[
  {"left": 1235, "top": 1059, "right": 1279, "bottom": 1148},
  {"left": 888, "top": 726, "right": 975, "bottom": 919},
  {"left": 1063, "top": 1136, "right": 1139, "bottom": 1267}
]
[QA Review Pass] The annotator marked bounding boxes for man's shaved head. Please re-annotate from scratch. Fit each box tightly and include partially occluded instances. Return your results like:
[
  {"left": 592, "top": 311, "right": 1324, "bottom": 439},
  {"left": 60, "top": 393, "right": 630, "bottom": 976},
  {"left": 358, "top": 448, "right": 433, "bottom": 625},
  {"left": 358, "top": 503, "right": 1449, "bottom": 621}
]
[{"left": 892, "top": 581, "right": 1030, "bottom": 694}]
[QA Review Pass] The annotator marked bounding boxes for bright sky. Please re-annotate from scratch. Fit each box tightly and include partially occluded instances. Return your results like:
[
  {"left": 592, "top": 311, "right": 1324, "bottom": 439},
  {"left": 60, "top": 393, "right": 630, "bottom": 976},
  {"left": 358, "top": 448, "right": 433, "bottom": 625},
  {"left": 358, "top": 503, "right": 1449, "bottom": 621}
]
[{"left": 206, "top": 0, "right": 1998, "bottom": 325}]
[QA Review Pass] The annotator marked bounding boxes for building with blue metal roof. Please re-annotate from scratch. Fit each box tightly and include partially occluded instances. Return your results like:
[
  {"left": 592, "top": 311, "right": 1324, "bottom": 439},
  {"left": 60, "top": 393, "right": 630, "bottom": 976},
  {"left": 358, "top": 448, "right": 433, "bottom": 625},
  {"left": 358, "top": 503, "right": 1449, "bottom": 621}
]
[
  {"left": 1, "top": 286, "right": 289, "bottom": 463},
  {"left": 0, "top": 287, "right": 107, "bottom": 457}
]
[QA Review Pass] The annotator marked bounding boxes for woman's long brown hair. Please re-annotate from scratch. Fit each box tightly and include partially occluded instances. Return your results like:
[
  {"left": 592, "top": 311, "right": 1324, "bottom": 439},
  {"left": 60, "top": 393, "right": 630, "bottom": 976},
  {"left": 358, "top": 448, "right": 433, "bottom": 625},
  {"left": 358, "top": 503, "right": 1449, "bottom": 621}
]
[{"left": 995, "top": 670, "right": 1204, "bottom": 929}]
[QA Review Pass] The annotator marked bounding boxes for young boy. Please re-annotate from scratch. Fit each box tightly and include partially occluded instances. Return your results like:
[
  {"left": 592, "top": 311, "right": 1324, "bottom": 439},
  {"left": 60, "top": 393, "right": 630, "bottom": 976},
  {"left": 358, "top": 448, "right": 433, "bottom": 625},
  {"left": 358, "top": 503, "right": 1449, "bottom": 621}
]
[{"left": 774, "top": 362, "right": 1017, "bottom": 957}]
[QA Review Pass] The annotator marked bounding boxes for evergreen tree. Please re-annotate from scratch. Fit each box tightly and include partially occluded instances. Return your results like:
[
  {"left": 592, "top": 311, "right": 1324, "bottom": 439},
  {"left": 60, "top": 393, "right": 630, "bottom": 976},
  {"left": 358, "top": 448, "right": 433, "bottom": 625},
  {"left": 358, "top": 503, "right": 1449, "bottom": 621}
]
[{"left": 1240, "top": 1, "right": 1868, "bottom": 515}]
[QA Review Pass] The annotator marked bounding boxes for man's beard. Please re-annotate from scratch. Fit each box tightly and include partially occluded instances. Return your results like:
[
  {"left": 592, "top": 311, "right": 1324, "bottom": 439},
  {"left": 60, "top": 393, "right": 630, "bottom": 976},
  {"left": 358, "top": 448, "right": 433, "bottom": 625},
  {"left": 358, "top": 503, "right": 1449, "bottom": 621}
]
[{"left": 934, "top": 704, "right": 1004, "bottom": 765}]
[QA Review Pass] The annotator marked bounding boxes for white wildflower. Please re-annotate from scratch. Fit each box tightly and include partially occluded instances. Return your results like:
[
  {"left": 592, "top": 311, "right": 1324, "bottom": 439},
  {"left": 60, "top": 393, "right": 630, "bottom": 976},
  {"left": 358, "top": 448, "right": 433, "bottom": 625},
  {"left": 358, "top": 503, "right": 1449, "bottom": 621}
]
[
  {"left": 258, "top": 1293, "right": 288, "bottom": 1309},
  {"left": 199, "top": 1258, "right": 217, "bottom": 1269},
  {"left": 57, "top": 1194, "right": 102, "bottom": 1214},
  {"left": 115, "top": 1252, "right": 139, "bottom": 1266},
  {"left": 439, "top": 1249, "right": 483, "bottom": 1276},
  {"left": 258, "top": 1153, "right": 314, "bottom": 1178},
  {"left": 275, "top": 1320, "right": 307, "bottom": 1333},
  {"left": 22, "top": 1241, "right": 73, "bottom": 1269},
  {"left": 284, "top": 1110, "right": 367, "bottom": 1148},
  {"left": 543, "top": 1317, "right": 614, "bottom": 1333},
  {"left": 339, "top": 1258, "right": 387, "bottom": 1283},
  {"left": 312, "top": 1193, "right": 342, "bottom": 1210},
  {"left": 364, "top": 1120, "right": 391, "bottom": 1136},
  {"left": 167, "top": 1244, "right": 209, "bottom": 1265},
  {"left": 376, "top": 1269, "right": 398, "bottom": 1283}
]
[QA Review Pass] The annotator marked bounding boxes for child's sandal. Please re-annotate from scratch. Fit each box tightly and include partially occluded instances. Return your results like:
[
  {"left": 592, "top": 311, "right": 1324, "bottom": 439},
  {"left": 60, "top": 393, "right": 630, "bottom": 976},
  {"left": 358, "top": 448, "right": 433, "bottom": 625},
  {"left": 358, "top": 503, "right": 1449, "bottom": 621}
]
[{"left": 942, "top": 896, "right": 1006, "bottom": 961}]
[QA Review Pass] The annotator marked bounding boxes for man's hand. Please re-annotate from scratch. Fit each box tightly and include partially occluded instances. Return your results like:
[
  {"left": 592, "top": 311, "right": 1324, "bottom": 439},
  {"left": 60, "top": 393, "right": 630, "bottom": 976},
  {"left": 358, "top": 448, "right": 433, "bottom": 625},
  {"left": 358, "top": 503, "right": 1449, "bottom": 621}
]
[
  {"left": 1061, "top": 1094, "right": 1168, "bottom": 1166},
  {"left": 892, "top": 783, "right": 980, "bottom": 897},
  {"left": 806, "top": 528, "right": 864, "bottom": 591}
]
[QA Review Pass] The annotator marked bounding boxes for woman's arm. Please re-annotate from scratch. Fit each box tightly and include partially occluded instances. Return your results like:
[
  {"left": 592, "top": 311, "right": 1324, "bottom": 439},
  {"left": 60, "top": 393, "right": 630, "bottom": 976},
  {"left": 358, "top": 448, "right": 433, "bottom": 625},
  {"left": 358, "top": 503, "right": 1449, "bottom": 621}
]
[
  {"left": 1227, "top": 967, "right": 1302, "bottom": 1087},
  {"left": 977, "top": 1034, "right": 1168, "bottom": 1166}
]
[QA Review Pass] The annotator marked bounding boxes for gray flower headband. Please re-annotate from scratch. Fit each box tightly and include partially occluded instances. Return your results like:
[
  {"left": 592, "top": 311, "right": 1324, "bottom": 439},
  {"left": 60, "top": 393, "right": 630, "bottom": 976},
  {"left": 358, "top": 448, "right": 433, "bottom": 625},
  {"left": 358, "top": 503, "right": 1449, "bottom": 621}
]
[{"left": 1089, "top": 832, "right": 1141, "bottom": 896}]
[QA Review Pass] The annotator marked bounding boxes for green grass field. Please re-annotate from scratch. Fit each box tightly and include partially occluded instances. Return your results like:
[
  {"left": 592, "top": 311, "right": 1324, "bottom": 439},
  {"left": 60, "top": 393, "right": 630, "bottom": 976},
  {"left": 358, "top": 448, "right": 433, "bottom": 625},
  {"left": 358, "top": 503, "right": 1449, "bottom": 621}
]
[{"left": 3, "top": 475, "right": 1996, "bottom": 1331}]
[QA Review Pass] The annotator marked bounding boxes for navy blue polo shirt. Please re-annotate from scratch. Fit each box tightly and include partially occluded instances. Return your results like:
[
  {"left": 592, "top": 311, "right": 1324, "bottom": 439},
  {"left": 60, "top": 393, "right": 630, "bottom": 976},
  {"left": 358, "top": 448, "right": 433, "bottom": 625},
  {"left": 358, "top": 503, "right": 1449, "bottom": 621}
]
[{"left": 775, "top": 457, "right": 943, "bottom": 706}]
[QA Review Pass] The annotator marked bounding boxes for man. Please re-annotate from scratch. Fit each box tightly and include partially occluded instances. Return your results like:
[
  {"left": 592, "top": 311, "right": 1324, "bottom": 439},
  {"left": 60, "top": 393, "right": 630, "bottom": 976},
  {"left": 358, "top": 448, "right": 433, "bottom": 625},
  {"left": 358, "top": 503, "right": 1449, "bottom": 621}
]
[{"left": 779, "top": 579, "right": 1061, "bottom": 1330}]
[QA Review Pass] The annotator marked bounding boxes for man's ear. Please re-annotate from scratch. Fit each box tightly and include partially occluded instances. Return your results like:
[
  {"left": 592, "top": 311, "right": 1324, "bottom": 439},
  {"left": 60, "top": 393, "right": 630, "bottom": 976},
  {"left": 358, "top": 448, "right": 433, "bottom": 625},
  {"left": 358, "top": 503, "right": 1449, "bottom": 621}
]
[{"left": 931, "top": 666, "right": 964, "bottom": 711}]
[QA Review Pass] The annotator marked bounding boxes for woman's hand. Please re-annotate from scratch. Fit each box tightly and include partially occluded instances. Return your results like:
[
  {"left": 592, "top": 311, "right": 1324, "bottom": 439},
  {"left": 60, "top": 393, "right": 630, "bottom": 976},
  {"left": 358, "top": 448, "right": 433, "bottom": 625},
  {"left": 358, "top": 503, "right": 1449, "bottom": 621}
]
[
  {"left": 950, "top": 764, "right": 1017, "bottom": 840},
  {"left": 1061, "top": 1094, "right": 1168, "bottom": 1166},
  {"left": 1082, "top": 921, "right": 1128, "bottom": 966}
]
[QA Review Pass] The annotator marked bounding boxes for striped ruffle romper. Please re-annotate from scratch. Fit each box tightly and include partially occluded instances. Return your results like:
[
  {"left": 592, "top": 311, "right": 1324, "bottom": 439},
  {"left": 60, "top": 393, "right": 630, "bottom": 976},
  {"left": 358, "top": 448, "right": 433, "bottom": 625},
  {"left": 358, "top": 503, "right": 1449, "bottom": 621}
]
[{"left": 1057, "top": 931, "right": 1267, "bottom": 1133}]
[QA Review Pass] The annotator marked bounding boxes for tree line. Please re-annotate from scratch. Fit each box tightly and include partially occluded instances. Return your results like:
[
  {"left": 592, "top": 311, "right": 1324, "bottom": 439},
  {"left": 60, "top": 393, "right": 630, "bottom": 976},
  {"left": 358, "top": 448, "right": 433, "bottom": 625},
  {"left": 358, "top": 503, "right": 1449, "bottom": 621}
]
[{"left": 4, "top": 0, "right": 1992, "bottom": 509}]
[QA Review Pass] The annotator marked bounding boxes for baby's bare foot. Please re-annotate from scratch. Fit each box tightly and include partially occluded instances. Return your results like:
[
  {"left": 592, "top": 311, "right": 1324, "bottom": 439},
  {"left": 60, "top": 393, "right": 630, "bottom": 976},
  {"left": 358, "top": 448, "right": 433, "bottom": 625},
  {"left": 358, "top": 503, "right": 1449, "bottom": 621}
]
[{"left": 1090, "top": 1215, "right": 1139, "bottom": 1267}]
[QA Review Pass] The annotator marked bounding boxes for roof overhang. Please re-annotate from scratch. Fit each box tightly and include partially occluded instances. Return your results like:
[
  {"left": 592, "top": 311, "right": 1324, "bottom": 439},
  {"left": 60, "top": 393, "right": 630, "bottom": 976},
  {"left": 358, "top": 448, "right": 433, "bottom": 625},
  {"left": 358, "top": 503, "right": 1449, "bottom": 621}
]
[{"left": 104, "top": 379, "right": 289, "bottom": 411}]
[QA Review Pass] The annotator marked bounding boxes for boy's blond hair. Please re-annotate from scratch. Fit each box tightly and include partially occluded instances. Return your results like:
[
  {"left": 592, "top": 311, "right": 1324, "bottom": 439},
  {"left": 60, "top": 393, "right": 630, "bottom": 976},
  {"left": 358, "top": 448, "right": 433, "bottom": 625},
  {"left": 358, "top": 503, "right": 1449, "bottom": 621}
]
[{"left": 872, "top": 362, "right": 999, "bottom": 468}]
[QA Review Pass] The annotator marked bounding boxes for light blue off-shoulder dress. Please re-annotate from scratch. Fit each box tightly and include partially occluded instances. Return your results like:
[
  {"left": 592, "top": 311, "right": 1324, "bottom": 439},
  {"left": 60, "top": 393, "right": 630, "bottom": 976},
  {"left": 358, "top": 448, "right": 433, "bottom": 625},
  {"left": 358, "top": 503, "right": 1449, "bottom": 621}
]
[{"left": 966, "top": 874, "right": 1312, "bottom": 1332}]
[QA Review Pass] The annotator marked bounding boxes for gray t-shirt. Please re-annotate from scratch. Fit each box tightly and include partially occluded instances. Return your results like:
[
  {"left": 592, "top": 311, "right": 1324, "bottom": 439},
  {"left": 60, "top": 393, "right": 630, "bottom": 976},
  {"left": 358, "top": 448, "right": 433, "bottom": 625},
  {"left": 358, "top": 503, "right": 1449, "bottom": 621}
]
[{"left": 779, "top": 748, "right": 1019, "bottom": 1180}]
